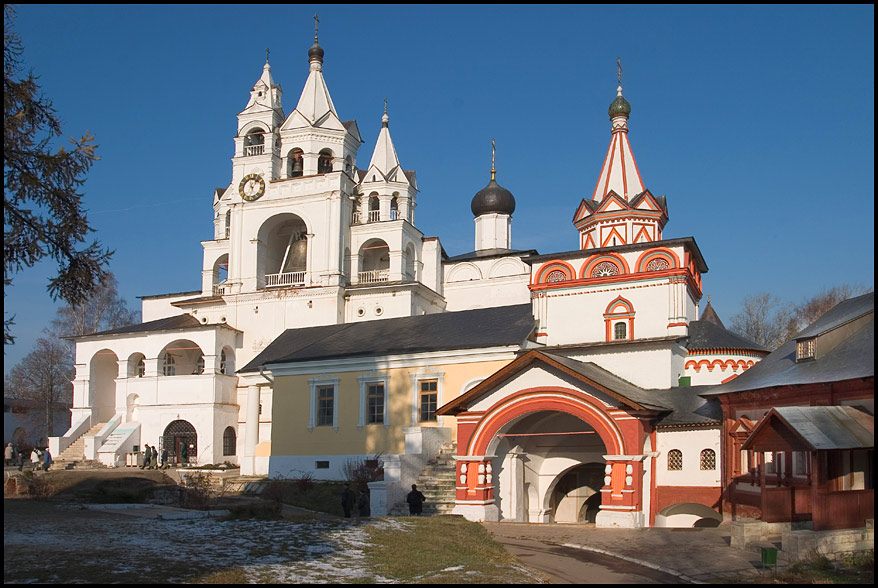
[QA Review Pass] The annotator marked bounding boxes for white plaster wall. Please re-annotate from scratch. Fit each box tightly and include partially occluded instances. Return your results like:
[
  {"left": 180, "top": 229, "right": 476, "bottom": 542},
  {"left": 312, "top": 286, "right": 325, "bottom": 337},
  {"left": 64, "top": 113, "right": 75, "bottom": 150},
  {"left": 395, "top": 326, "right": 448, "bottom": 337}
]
[
  {"left": 444, "top": 255, "right": 531, "bottom": 312},
  {"left": 141, "top": 293, "right": 199, "bottom": 322},
  {"left": 655, "top": 428, "right": 721, "bottom": 487},
  {"left": 563, "top": 343, "right": 687, "bottom": 391}
]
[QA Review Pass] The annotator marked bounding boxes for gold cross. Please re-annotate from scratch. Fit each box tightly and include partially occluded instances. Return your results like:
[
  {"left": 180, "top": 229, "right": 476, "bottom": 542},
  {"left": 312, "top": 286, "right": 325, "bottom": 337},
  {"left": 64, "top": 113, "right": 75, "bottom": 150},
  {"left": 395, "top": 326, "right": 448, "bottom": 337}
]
[
  {"left": 314, "top": 14, "right": 319, "bottom": 41},
  {"left": 491, "top": 139, "right": 496, "bottom": 180}
]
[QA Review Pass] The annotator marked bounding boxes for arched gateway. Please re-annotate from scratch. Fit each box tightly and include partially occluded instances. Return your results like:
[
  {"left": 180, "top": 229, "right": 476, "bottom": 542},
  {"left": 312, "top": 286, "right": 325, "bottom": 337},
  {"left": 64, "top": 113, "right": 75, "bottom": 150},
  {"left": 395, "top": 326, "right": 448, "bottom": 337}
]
[{"left": 436, "top": 351, "right": 666, "bottom": 527}]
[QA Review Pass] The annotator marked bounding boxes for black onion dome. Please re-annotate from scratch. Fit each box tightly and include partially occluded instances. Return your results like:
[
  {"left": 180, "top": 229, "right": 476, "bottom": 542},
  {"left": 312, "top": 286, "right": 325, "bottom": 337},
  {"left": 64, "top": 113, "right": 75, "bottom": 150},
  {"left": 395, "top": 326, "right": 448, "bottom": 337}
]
[
  {"left": 608, "top": 93, "right": 631, "bottom": 119},
  {"left": 471, "top": 178, "right": 516, "bottom": 217},
  {"left": 308, "top": 40, "right": 324, "bottom": 62}
]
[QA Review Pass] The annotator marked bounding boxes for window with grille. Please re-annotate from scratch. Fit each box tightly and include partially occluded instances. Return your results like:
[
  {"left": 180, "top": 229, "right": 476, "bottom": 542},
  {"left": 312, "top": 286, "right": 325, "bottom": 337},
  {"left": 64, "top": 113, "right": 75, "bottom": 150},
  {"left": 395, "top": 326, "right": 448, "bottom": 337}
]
[
  {"left": 668, "top": 449, "right": 683, "bottom": 471},
  {"left": 700, "top": 448, "right": 716, "bottom": 470},
  {"left": 796, "top": 338, "right": 816, "bottom": 361},
  {"left": 222, "top": 426, "right": 236, "bottom": 456},
  {"left": 136, "top": 358, "right": 145, "bottom": 378},
  {"left": 591, "top": 261, "right": 620, "bottom": 277},
  {"left": 614, "top": 321, "right": 627, "bottom": 340},
  {"left": 317, "top": 386, "right": 334, "bottom": 426},
  {"left": 419, "top": 380, "right": 438, "bottom": 422},
  {"left": 546, "top": 269, "right": 567, "bottom": 282},
  {"left": 367, "top": 383, "right": 384, "bottom": 424}
]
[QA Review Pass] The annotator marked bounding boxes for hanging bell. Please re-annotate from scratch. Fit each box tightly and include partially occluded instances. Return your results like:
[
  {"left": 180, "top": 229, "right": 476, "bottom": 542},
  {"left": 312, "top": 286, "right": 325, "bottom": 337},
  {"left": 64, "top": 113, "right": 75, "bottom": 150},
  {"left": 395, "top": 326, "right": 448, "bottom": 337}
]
[{"left": 291, "top": 157, "right": 303, "bottom": 177}]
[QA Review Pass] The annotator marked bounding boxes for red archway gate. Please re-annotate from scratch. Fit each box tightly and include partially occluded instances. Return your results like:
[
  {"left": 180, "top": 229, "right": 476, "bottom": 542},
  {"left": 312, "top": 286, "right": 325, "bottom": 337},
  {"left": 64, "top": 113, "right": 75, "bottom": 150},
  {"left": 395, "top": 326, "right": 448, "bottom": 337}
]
[{"left": 437, "top": 351, "right": 661, "bottom": 526}]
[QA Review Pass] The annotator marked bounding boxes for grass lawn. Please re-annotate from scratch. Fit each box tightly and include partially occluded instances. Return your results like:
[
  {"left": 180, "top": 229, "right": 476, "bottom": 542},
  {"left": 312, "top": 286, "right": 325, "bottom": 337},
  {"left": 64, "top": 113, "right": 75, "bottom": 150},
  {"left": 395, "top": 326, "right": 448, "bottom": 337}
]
[{"left": 364, "top": 515, "right": 546, "bottom": 583}]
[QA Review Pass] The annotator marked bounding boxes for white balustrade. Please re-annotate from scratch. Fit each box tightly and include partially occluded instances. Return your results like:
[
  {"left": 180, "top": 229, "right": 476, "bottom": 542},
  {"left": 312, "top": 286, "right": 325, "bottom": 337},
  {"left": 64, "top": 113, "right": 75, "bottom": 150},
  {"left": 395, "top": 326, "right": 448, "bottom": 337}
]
[
  {"left": 244, "top": 144, "right": 264, "bottom": 156},
  {"left": 265, "top": 271, "right": 306, "bottom": 287},
  {"left": 358, "top": 269, "right": 389, "bottom": 284}
]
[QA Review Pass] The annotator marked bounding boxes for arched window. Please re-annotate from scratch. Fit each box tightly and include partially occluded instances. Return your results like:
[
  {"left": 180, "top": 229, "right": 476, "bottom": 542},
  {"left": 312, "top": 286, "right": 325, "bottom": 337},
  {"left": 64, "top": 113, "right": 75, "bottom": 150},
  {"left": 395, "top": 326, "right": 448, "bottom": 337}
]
[
  {"left": 223, "top": 426, "right": 236, "bottom": 456},
  {"left": 390, "top": 197, "right": 399, "bottom": 220},
  {"left": 220, "top": 349, "right": 234, "bottom": 375},
  {"left": 546, "top": 270, "right": 567, "bottom": 282},
  {"left": 317, "top": 149, "right": 333, "bottom": 174},
  {"left": 368, "top": 194, "right": 380, "bottom": 222},
  {"left": 224, "top": 210, "right": 231, "bottom": 239},
  {"left": 591, "top": 261, "right": 620, "bottom": 277},
  {"left": 195, "top": 356, "right": 204, "bottom": 375},
  {"left": 288, "top": 148, "right": 304, "bottom": 177},
  {"left": 668, "top": 449, "right": 683, "bottom": 471},
  {"left": 136, "top": 358, "right": 145, "bottom": 378},
  {"left": 162, "top": 354, "right": 176, "bottom": 376},
  {"left": 244, "top": 129, "right": 265, "bottom": 156},
  {"left": 604, "top": 296, "right": 635, "bottom": 342},
  {"left": 344, "top": 155, "right": 352, "bottom": 174},
  {"left": 700, "top": 449, "right": 716, "bottom": 470}
]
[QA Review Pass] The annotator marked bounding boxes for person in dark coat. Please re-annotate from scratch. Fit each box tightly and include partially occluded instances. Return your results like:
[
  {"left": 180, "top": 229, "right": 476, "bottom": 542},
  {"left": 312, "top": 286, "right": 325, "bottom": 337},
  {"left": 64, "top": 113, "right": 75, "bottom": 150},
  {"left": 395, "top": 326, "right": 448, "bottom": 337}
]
[
  {"left": 358, "top": 487, "right": 370, "bottom": 518},
  {"left": 160, "top": 447, "right": 169, "bottom": 469},
  {"left": 341, "top": 485, "right": 355, "bottom": 518},
  {"left": 406, "top": 484, "right": 426, "bottom": 516}
]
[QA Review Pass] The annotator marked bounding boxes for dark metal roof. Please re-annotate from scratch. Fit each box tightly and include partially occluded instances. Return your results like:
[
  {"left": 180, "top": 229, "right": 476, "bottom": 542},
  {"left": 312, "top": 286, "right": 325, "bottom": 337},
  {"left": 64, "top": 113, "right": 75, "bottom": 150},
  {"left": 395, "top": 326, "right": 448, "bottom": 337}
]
[
  {"left": 523, "top": 236, "right": 709, "bottom": 273},
  {"left": 445, "top": 248, "right": 538, "bottom": 263},
  {"left": 743, "top": 406, "right": 874, "bottom": 451},
  {"left": 69, "top": 314, "right": 202, "bottom": 339},
  {"left": 651, "top": 385, "right": 723, "bottom": 427},
  {"left": 703, "top": 298, "right": 874, "bottom": 396},
  {"left": 699, "top": 301, "right": 725, "bottom": 328},
  {"left": 688, "top": 319, "right": 768, "bottom": 352},
  {"left": 242, "top": 304, "right": 536, "bottom": 373},
  {"left": 795, "top": 292, "right": 874, "bottom": 339}
]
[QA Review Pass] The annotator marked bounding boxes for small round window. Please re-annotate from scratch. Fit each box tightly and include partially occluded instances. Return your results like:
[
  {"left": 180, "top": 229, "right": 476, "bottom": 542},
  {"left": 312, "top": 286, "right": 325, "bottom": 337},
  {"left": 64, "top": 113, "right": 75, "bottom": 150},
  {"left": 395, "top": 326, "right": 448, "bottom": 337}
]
[
  {"left": 375, "top": 306, "right": 384, "bottom": 316},
  {"left": 356, "top": 307, "right": 366, "bottom": 317}
]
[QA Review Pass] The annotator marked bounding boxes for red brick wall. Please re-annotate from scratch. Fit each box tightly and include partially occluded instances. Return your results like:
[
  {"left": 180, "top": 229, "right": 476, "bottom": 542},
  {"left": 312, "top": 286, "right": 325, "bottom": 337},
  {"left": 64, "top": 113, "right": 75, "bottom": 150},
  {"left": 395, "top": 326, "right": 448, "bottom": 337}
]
[{"left": 655, "top": 486, "right": 722, "bottom": 514}]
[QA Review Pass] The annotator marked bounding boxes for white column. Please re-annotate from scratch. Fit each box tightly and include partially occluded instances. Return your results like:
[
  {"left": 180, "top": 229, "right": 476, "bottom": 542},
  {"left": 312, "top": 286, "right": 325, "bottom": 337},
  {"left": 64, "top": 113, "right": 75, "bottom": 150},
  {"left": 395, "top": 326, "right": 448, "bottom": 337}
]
[
  {"left": 242, "top": 385, "right": 260, "bottom": 475},
  {"left": 507, "top": 445, "right": 527, "bottom": 522}
]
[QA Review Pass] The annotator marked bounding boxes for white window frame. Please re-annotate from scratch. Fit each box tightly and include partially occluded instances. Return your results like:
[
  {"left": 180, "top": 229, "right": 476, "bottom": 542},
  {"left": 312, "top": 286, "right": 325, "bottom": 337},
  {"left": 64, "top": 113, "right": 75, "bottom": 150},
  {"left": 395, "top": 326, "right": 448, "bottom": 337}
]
[
  {"left": 308, "top": 375, "right": 340, "bottom": 432},
  {"left": 410, "top": 369, "right": 444, "bottom": 426},
  {"left": 358, "top": 372, "right": 389, "bottom": 429}
]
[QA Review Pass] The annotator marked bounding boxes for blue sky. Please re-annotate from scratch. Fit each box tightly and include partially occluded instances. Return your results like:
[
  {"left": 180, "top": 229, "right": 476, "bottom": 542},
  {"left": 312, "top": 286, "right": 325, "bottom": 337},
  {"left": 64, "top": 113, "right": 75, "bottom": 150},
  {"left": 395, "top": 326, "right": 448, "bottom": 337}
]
[{"left": 4, "top": 4, "right": 874, "bottom": 371}]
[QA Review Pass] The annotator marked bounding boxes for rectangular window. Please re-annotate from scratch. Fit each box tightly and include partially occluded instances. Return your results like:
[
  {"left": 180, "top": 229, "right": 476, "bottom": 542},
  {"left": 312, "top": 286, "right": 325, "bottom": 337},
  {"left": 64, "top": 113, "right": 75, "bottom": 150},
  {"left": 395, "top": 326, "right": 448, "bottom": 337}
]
[
  {"left": 792, "top": 451, "right": 809, "bottom": 476},
  {"left": 315, "top": 461, "right": 329, "bottom": 469},
  {"left": 419, "top": 380, "right": 438, "bottom": 422},
  {"left": 367, "top": 383, "right": 384, "bottom": 424},
  {"left": 796, "top": 338, "right": 816, "bottom": 361},
  {"left": 317, "top": 386, "right": 334, "bottom": 426}
]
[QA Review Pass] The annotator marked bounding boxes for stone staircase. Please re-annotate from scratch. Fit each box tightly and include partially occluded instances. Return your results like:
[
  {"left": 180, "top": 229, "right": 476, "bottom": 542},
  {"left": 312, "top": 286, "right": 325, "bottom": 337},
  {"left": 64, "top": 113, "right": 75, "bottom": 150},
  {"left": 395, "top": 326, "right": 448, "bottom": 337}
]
[
  {"left": 389, "top": 441, "right": 457, "bottom": 516},
  {"left": 53, "top": 422, "right": 107, "bottom": 470}
]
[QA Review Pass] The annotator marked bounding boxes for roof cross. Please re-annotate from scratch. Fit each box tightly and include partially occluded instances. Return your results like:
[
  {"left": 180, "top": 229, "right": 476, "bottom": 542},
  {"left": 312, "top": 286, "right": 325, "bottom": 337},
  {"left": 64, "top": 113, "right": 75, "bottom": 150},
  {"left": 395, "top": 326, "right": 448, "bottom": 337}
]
[
  {"left": 617, "top": 57, "right": 623, "bottom": 86},
  {"left": 491, "top": 139, "right": 496, "bottom": 181},
  {"left": 314, "top": 13, "right": 319, "bottom": 41},
  {"left": 265, "top": 47, "right": 270, "bottom": 64}
]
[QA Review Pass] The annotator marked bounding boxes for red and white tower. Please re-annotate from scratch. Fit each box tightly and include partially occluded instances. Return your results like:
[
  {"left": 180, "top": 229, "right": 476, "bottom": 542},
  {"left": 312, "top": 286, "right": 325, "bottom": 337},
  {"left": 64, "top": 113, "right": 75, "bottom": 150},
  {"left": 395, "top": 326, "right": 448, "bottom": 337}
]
[{"left": 573, "top": 83, "right": 668, "bottom": 250}]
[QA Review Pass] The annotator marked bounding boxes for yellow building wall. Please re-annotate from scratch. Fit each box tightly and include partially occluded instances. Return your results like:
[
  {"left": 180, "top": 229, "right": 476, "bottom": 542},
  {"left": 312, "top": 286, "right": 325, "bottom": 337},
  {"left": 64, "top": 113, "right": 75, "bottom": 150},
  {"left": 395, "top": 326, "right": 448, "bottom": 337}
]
[{"left": 271, "top": 359, "right": 510, "bottom": 457}]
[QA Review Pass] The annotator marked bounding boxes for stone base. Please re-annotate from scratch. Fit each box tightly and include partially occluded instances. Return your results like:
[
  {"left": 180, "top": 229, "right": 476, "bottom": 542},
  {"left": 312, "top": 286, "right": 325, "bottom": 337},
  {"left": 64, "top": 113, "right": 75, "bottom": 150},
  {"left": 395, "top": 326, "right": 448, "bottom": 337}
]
[
  {"left": 452, "top": 503, "right": 500, "bottom": 522},
  {"left": 595, "top": 508, "right": 644, "bottom": 528},
  {"left": 782, "top": 527, "right": 875, "bottom": 562},
  {"left": 730, "top": 520, "right": 793, "bottom": 549}
]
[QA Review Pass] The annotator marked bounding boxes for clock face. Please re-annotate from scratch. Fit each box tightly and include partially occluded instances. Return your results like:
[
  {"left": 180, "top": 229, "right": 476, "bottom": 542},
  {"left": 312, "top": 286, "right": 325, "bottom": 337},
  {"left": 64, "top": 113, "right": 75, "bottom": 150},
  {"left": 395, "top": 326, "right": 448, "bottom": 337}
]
[{"left": 239, "top": 173, "right": 265, "bottom": 201}]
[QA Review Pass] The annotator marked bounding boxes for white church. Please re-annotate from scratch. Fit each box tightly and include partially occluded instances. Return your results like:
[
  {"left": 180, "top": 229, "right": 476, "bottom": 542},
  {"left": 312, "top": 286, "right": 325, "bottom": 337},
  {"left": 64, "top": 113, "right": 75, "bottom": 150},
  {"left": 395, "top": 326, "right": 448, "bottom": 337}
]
[{"left": 53, "top": 29, "right": 768, "bottom": 527}]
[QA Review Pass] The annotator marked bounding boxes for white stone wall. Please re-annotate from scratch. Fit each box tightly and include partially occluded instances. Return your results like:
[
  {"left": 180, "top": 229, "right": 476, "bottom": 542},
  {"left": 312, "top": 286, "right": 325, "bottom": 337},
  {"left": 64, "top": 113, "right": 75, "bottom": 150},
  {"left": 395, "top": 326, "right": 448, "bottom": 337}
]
[{"left": 655, "top": 428, "right": 721, "bottom": 487}]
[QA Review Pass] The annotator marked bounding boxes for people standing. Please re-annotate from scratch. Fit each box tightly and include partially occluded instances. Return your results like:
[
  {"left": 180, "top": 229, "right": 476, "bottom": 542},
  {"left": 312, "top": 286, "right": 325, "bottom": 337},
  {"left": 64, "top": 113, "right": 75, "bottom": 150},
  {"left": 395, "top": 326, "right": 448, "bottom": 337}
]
[
  {"left": 180, "top": 444, "right": 188, "bottom": 465},
  {"left": 160, "top": 447, "right": 169, "bottom": 469},
  {"left": 4, "top": 443, "right": 13, "bottom": 466},
  {"left": 140, "top": 445, "right": 151, "bottom": 469},
  {"left": 149, "top": 445, "right": 158, "bottom": 469},
  {"left": 406, "top": 484, "right": 426, "bottom": 516},
  {"left": 341, "top": 485, "right": 354, "bottom": 518},
  {"left": 42, "top": 448, "right": 52, "bottom": 471},
  {"left": 31, "top": 448, "right": 40, "bottom": 471}
]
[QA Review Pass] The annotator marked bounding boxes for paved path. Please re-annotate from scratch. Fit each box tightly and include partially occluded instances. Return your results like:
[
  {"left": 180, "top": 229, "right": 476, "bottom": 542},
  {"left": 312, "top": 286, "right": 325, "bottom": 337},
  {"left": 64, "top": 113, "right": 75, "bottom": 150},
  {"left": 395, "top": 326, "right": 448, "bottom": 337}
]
[
  {"left": 483, "top": 522, "right": 781, "bottom": 583},
  {"left": 497, "top": 536, "right": 683, "bottom": 584}
]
